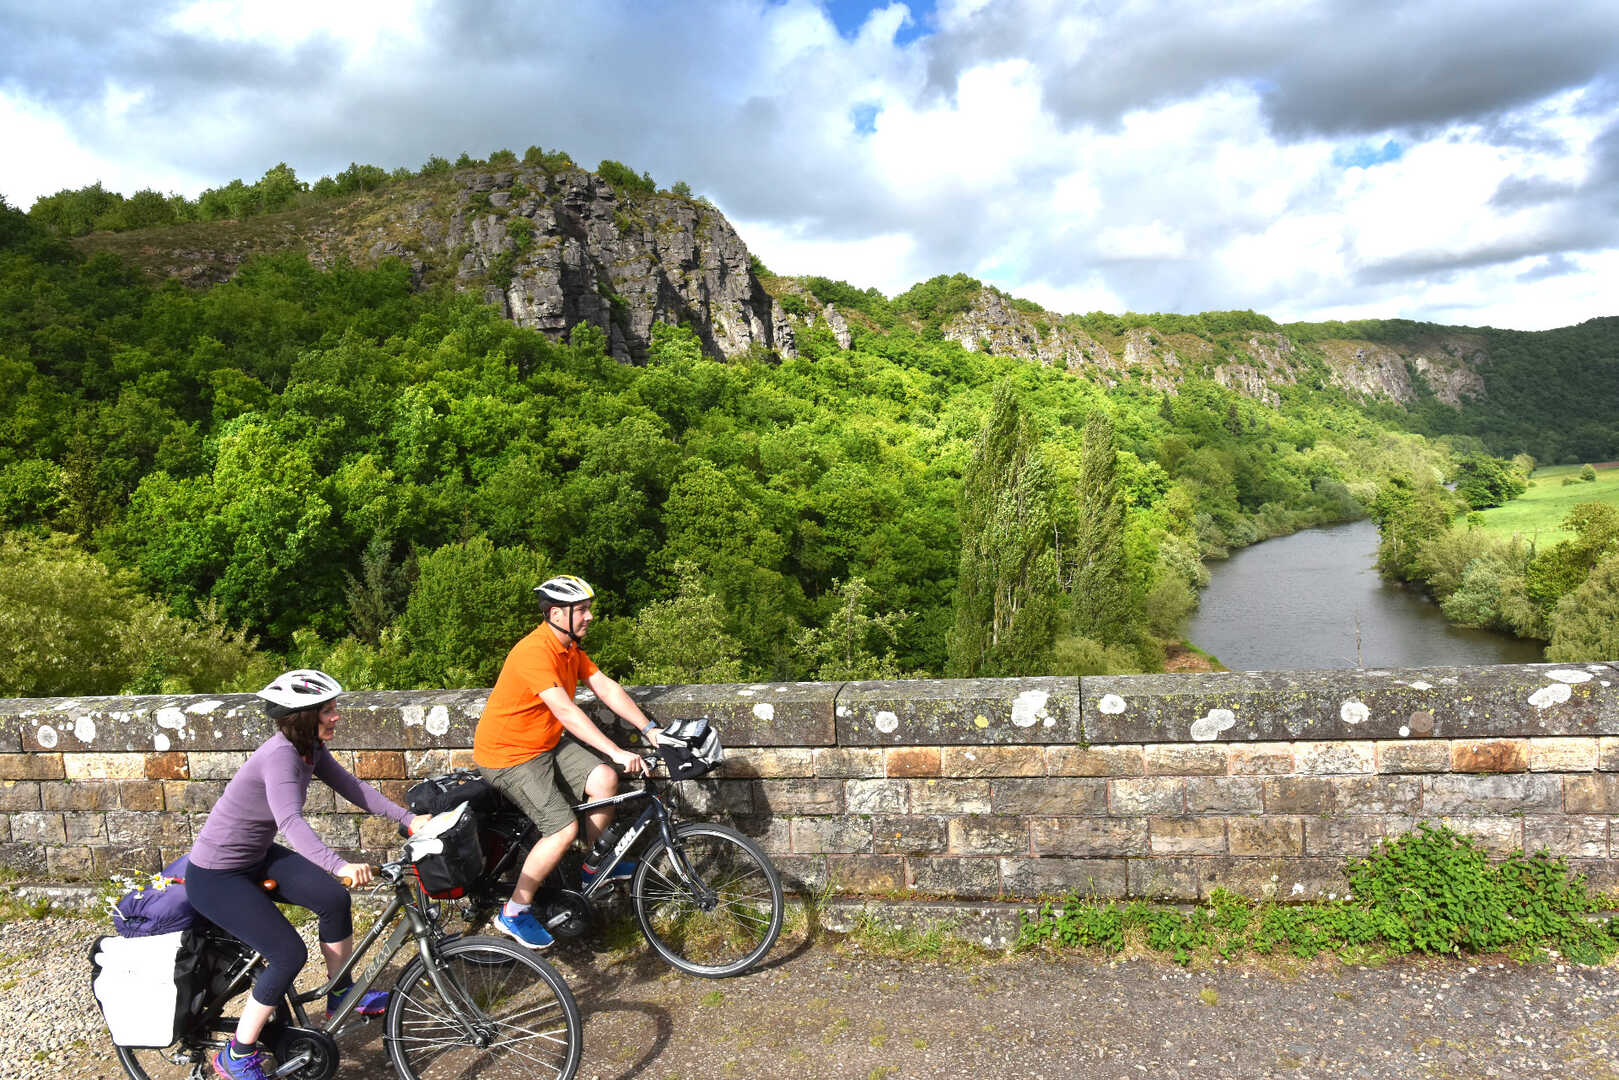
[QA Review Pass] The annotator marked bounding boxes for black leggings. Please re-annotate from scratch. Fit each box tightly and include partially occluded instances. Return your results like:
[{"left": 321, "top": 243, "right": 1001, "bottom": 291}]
[{"left": 186, "top": 845, "right": 353, "bottom": 1007}]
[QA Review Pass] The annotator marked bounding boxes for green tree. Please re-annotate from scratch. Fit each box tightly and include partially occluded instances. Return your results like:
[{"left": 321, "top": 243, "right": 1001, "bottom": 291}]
[
  {"left": 795, "top": 577, "right": 910, "bottom": 681},
  {"left": 1068, "top": 410, "right": 1140, "bottom": 645},
  {"left": 947, "top": 383, "right": 1061, "bottom": 676},
  {"left": 1546, "top": 554, "right": 1619, "bottom": 661},
  {"left": 626, "top": 561, "right": 744, "bottom": 684},
  {"left": 1370, "top": 472, "right": 1455, "bottom": 580}
]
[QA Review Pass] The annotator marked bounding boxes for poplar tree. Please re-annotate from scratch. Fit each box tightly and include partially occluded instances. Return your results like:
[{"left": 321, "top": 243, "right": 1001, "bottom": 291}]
[
  {"left": 947, "top": 383, "right": 1060, "bottom": 676},
  {"left": 1069, "top": 410, "right": 1138, "bottom": 645}
]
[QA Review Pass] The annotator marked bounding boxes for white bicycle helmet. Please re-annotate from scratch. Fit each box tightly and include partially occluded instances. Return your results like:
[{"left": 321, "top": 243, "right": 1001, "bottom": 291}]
[
  {"left": 534, "top": 575, "right": 595, "bottom": 607},
  {"left": 257, "top": 669, "right": 343, "bottom": 715}
]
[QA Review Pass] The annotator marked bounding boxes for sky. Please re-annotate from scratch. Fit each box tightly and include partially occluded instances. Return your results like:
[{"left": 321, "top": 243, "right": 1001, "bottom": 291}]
[{"left": 2, "top": 0, "right": 1618, "bottom": 331}]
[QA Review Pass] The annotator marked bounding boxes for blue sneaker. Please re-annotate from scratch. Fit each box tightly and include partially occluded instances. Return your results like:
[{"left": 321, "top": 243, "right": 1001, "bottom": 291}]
[
  {"left": 326, "top": 985, "right": 389, "bottom": 1019},
  {"left": 582, "top": 859, "right": 637, "bottom": 888},
  {"left": 211, "top": 1046, "right": 269, "bottom": 1080},
  {"left": 495, "top": 908, "right": 555, "bottom": 950}
]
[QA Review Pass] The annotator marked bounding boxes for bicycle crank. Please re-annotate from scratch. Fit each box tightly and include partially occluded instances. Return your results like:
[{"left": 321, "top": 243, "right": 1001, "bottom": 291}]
[{"left": 268, "top": 1025, "right": 340, "bottom": 1080}]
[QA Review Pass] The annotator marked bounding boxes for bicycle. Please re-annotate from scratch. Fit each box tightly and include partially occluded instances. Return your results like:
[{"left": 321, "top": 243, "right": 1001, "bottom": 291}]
[
  {"left": 417, "top": 732, "right": 785, "bottom": 978},
  {"left": 108, "top": 849, "right": 583, "bottom": 1080}
]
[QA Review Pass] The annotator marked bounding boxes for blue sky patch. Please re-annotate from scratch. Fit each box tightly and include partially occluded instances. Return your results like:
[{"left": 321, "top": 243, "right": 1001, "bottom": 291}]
[
  {"left": 1333, "top": 139, "right": 1405, "bottom": 169},
  {"left": 821, "top": 0, "right": 935, "bottom": 45},
  {"left": 851, "top": 102, "right": 881, "bottom": 135}
]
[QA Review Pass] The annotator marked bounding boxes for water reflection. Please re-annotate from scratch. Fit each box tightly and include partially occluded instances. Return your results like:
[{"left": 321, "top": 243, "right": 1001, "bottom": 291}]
[{"left": 1182, "top": 519, "right": 1546, "bottom": 671}]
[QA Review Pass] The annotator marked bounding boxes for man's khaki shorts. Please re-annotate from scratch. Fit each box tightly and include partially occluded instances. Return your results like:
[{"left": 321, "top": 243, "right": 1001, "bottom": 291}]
[{"left": 479, "top": 737, "right": 609, "bottom": 837}]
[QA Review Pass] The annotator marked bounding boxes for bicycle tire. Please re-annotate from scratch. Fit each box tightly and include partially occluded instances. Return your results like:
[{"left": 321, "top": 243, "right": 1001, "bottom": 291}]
[
  {"left": 383, "top": 934, "right": 581, "bottom": 1080},
  {"left": 631, "top": 822, "right": 784, "bottom": 978},
  {"left": 114, "top": 1041, "right": 216, "bottom": 1080}
]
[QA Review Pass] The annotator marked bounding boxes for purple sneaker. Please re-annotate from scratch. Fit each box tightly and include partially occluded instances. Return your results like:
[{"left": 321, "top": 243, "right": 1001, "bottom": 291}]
[
  {"left": 327, "top": 986, "right": 389, "bottom": 1019},
  {"left": 211, "top": 1046, "right": 269, "bottom": 1080}
]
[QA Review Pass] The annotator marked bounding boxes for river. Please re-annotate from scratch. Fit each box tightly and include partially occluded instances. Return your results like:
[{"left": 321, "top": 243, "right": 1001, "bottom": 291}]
[{"left": 1181, "top": 518, "right": 1546, "bottom": 671}]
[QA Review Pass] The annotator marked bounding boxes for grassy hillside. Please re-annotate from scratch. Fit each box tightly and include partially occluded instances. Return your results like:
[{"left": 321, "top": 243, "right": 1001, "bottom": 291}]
[{"left": 1473, "top": 464, "right": 1619, "bottom": 546}]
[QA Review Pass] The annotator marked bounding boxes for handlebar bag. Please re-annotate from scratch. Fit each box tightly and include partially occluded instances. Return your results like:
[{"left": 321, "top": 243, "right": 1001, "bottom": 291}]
[
  {"left": 90, "top": 929, "right": 205, "bottom": 1047},
  {"left": 402, "top": 801, "right": 484, "bottom": 899},
  {"left": 655, "top": 718, "right": 725, "bottom": 780}
]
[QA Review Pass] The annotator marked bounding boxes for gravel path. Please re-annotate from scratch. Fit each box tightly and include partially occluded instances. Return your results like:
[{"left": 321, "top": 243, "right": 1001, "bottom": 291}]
[{"left": 12, "top": 908, "right": 1619, "bottom": 1080}]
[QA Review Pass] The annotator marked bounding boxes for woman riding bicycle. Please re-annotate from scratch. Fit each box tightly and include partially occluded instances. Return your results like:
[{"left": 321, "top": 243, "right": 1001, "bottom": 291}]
[{"left": 184, "top": 669, "right": 428, "bottom": 1080}]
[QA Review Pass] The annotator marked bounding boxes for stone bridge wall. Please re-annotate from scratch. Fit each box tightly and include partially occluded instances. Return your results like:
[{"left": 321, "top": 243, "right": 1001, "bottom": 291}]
[{"left": 3, "top": 662, "right": 1618, "bottom": 901}]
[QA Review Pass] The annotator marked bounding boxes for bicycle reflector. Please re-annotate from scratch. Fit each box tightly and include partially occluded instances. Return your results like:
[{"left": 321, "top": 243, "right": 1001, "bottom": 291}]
[{"left": 655, "top": 718, "right": 724, "bottom": 779}]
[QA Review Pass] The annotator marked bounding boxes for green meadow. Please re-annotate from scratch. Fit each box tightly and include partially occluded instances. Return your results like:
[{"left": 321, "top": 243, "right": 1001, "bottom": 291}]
[{"left": 1473, "top": 463, "right": 1619, "bottom": 546}]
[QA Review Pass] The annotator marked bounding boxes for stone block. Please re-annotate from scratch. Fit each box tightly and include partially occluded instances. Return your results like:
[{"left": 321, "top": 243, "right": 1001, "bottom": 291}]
[
  {"left": 1567, "top": 774, "right": 1619, "bottom": 814},
  {"left": 884, "top": 747, "right": 940, "bottom": 778},
  {"left": 1109, "top": 777, "right": 1183, "bottom": 815},
  {"left": 1127, "top": 857, "right": 1199, "bottom": 900},
  {"left": 63, "top": 753, "right": 146, "bottom": 780},
  {"left": 1199, "top": 857, "right": 1349, "bottom": 901},
  {"left": 870, "top": 815, "right": 946, "bottom": 855},
  {"left": 119, "top": 781, "right": 165, "bottom": 811},
  {"left": 448, "top": 749, "right": 477, "bottom": 770},
  {"left": 844, "top": 779, "right": 907, "bottom": 814},
  {"left": 1335, "top": 776, "right": 1422, "bottom": 815},
  {"left": 1044, "top": 745, "right": 1144, "bottom": 777},
  {"left": 94, "top": 846, "right": 161, "bottom": 876},
  {"left": 1000, "top": 857, "right": 1128, "bottom": 899},
  {"left": 1227, "top": 743, "right": 1293, "bottom": 775},
  {"left": 11, "top": 811, "right": 65, "bottom": 844},
  {"left": 1262, "top": 777, "right": 1338, "bottom": 814},
  {"left": 1081, "top": 664, "right": 1619, "bottom": 743},
  {"left": 0, "top": 843, "right": 39, "bottom": 875},
  {"left": 990, "top": 778, "right": 1107, "bottom": 816},
  {"left": 144, "top": 752, "right": 188, "bottom": 780},
  {"left": 106, "top": 810, "right": 187, "bottom": 848},
  {"left": 353, "top": 751, "right": 406, "bottom": 780},
  {"left": 0, "top": 781, "right": 41, "bottom": 811},
  {"left": 0, "top": 753, "right": 64, "bottom": 780},
  {"left": 63, "top": 811, "right": 107, "bottom": 843},
  {"left": 1149, "top": 817, "right": 1226, "bottom": 855},
  {"left": 813, "top": 747, "right": 882, "bottom": 778},
  {"left": 725, "top": 748, "right": 815, "bottom": 779},
  {"left": 374, "top": 780, "right": 409, "bottom": 807},
  {"left": 1575, "top": 859, "right": 1619, "bottom": 898},
  {"left": 948, "top": 815, "right": 1028, "bottom": 856},
  {"left": 1143, "top": 744, "right": 1227, "bottom": 776},
  {"left": 837, "top": 676, "right": 1081, "bottom": 746},
  {"left": 823, "top": 854, "right": 906, "bottom": 894},
  {"left": 303, "top": 785, "right": 336, "bottom": 812},
  {"left": 770, "top": 854, "right": 827, "bottom": 893},
  {"left": 307, "top": 815, "right": 360, "bottom": 850},
  {"left": 1228, "top": 818, "right": 1305, "bottom": 856},
  {"left": 1294, "top": 741, "right": 1376, "bottom": 775},
  {"left": 161, "top": 780, "right": 224, "bottom": 812},
  {"left": 1526, "top": 737, "right": 1597, "bottom": 772},
  {"left": 1185, "top": 777, "right": 1264, "bottom": 814},
  {"left": 358, "top": 816, "right": 408, "bottom": 851},
  {"left": 908, "top": 780, "right": 991, "bottom": 815},
  {"left": 1376, "top": 740, "right": 1451, "bottom": 774},
  {"left": 908, "top": 856, "right": 1002, "bottom": 899},
  {"left": 1522, "top": 816, "right": 1608, "bottom": 859},
  {"left": 596, "top": 680, "right": 836, "bottom": 746},
  {"left": 791, "top": 816, "right": 874, "bottom": 854},
  {"left": 1600, "top": 737, "right": 1619, "bottom": 772},
  {"left": 1304, "top": 818, "right": 1385, "bottom": 855},
  {"left": 405, "top": 749, "right": 457, "bottom": 777},
  {"left": 1451, "top": 739, "right": 1528, "bottom": 774},
  {"left": 0, "top": 818, "right": 7, "bottom": 843},
  {"left": 46, "top": 845, "right": 95, "bottom": 881},
  {"left": 1381, "top": 815, "right": 1521, "bottom": 856},
  {"left": 43, "top": 782, "right": 117, "bottom": 811},
  {"left": 188, "top": 752, "right": 250, "bottom": 781},
  {"left": 1421, "top": 774, "right": 1561, "bottom": 814},
  {"left": 1030, "top": 817, "right": 1149, "bottom": 857},
  {"left": 754, "top": 779, "right": 842, "bottom": 815},
  {"left": 941, "top": 745, "right": 1045, "bottom": 777},
  {"left": 329, "top": 690, "right": 485, "bottom": 751}
]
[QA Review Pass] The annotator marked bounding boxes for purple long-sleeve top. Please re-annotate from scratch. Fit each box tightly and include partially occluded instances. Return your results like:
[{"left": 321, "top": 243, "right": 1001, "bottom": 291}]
[{"left": 189, "top": 732, "right": 412, "bottom": 875}]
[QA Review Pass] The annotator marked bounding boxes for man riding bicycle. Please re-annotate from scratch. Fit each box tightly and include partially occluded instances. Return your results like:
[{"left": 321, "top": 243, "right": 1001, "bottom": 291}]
[{"left": 473, "top": 574, "right": 658, "bottom": 951}]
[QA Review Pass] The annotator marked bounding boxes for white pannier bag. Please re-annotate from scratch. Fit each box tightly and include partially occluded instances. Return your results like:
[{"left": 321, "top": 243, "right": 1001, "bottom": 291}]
[{"left": 90, "top": 930, "right": 203, "bottom": 1048}]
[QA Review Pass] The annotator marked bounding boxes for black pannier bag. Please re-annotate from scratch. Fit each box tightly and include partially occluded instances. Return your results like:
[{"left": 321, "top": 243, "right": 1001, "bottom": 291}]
[
  {"left": 654, "top": 718, "right": 725, "bottom": 780},
  {"left": 90, "top": 929, "right": 206, "bottom": 1048},
  {"left": 402, "top": 801, "right": 484, "bottom": 899},
  {"left": 405, "top": 771, "right": 505, "bottom": 815}
]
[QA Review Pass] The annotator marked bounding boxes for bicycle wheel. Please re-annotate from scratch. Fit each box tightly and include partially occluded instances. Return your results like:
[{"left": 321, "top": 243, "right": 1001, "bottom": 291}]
[
  {"left": 632, "top": 822, "right": 784, "bottom": 977},
  {"left": 383, "top": 934, "right": 581, "bottom": 1080},
  {"left": 115, "top": 1041, "right": 216, "bottom": 1080}
]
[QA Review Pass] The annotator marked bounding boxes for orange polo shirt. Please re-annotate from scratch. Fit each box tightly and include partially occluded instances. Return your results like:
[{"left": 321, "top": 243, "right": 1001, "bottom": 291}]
[{"left": 473, "top": 625, "right": 599, "bottom": 769}]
